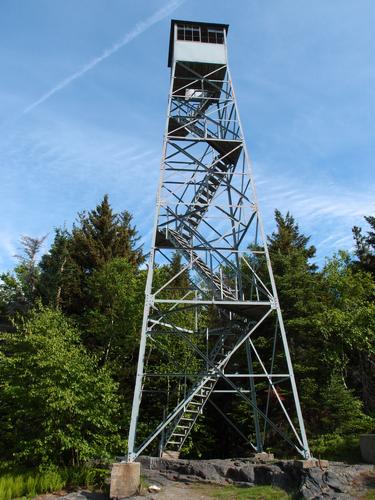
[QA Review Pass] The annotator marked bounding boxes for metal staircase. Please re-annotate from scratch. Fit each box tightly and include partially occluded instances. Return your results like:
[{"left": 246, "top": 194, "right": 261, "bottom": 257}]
[
  {"left": 169, "top": 114, "right": 242, "bottom": 164},
  {"left": 165, "top": 228, "right": 236, "bottom": 300},
  {"left": 163, "top": 377, "right": 216, "bottom": 451},
  {"left": 162, "top": 333, "right": 234, "bottom": 452},
  {"left": 178, "top": 157, "right": 228, "bottom": 234}
]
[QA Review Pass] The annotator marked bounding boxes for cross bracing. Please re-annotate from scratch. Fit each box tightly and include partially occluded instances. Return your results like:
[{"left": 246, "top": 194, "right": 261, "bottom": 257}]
[{"left": 127, "top": 20, "right": 311, "bottom": 462}]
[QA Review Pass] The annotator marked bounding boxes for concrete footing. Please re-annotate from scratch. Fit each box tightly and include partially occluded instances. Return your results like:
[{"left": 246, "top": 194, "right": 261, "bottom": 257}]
[
  {"left": 110, "top": 462, "right": 140, "bottom": 499},
  {"left": 294, "top": 458, "right": 329, "bottom": 469},
  {"left": 161, "top": 450, "right": 180, "bottom": 460},
  {"left": 254, "top": 452, "right": 274, "bottom": 462}
]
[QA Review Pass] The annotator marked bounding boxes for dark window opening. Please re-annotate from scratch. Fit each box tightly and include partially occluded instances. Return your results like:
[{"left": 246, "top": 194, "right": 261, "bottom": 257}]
[{"left": 176, "top": 24, "right": 225, "bottom": 44}]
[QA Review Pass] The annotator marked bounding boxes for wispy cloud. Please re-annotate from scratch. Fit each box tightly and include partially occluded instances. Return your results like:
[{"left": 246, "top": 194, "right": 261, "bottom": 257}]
[
  {"left": 22, "top": 0, "right": 185, "bottom": 115},
  {"left": 0, "top": 230, "right": 17, "bottom": 268},
  {"left": 257, "top": 172, "right": 374, "bottom": 221},
  {"left": 0, "top": 114, "right": 160, "bottom": 271},
  {"left": 253, "top": 161, "right": 374, "bottom": 261}
]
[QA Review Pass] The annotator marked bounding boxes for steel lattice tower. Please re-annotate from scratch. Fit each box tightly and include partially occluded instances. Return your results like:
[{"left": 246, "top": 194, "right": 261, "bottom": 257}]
[{"left": 127, "top": 20, "right": 311, "bottom": 461}]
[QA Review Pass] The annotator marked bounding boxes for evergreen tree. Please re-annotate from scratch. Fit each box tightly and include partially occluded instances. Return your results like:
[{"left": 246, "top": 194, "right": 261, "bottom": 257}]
[
  {"left": 353, "top": 215, "right": 375, "bottom": 274},
  {"left": 268, "top": 210, "right": 317, "bottom": 270},
  {"left": 266, "top": 211, "right": 326, "bottom": 411},
  {"left": 39, "top": 228, "right": 82, "bottom": 311},
  {"left": 39, "top": 195, "right": 144, "bottom": 315},
  {"left": 71, "top": 195, "right": 144, "bottom": 273}
]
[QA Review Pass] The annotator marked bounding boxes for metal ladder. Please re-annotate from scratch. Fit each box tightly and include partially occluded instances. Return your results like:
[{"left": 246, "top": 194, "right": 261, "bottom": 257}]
[{"left": 162, "top": 335, "right": 232, "bottom": 452}]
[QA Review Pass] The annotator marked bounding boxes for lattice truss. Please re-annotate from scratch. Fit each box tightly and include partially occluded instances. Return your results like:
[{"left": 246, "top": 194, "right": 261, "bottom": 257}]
[{"left": 127, "top": 59, "right": 311, "bottom": 461}]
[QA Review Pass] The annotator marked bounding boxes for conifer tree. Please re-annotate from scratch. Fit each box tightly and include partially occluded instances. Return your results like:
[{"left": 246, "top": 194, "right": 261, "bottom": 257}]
[
  {"left": 353, "top": 215, "right": 375, "bottom": 274},
  {"left": 71, "top": 194, "right": 144, "bottom": 273},
  {"left": 39, "top": 228, "right": 82, "bottom": 311},
  {"left": 39, "top": 195, "right": 144, "bottom": 315},
  {"left": 244, "top": 211, "right": 326, "bottom": 437},
  {"left": 267, "top": 210, "right": 325, "bottom": 351}
]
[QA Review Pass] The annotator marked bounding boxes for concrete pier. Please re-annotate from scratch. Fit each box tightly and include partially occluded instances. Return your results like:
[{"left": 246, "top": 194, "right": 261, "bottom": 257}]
[{"left": 110, "top": 462, "right": 140, "bottom": 499}]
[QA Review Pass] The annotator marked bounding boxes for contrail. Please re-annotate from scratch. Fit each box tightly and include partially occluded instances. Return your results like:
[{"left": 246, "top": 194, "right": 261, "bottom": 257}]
[{"left": 22, "top": 0, "right": 185, "bottom": 115}]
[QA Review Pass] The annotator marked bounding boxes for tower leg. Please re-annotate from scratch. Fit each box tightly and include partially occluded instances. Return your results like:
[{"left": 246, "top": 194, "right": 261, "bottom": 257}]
[
  {"left": 127, "top": 306, "right": 149, "bottom": 461},
  {"left": 275, "top": 307, "right": 311, "bottom": 459},
  {"left": 246, "top": 339, "right": 263, "bottom": 452}
]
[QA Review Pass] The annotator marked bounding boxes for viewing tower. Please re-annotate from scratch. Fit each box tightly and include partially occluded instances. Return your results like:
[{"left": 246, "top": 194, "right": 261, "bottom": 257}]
[{"left": 127, "top": 20, "right": 311, "bottom": 461}]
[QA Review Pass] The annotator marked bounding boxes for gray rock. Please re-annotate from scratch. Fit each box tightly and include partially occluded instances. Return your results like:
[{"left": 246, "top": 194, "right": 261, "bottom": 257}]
[
  {"left": 59, "top": 492, "right": 107, "bottom": 500},
  {"left": 323, "top": 471, "right": 347, "bottom": 493},
  {"left": 238, "top": 465, "right": 255, "bottom": 483},
  {"left": 137, "top": 456, "right": 373, "bottom": 499}
]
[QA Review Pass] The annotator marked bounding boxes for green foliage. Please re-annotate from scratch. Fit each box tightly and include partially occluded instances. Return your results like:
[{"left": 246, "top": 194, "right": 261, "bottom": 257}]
[
  {"left": 0, "top": 236, "right": 46, "bottom": 320},
  {"left": 268, "top": 210, "right": 317, "bottom": 265},
  {"left": 84, "top": 257, "right": 145, "bottom": 364},
  {"left": 312, "top": 252, "right": 375, "bottom": 414},
  {"left": 70, "top": 194, "right": 144, "bottom": 273},
  {"left": 0, "top": 465, "right": 109, "bottom": 499},
  {"left": 39, "top": 195, "right": 144, "bottom": 315},
  {"left": 38, "top": 228, "right": 82, "bottom": 311},
  {"left": 316, "top": 252, "right": 375, "bottom": 355},
  {"left": 353, "top": 215, "right": 375, "bottom": 274},
  {"left": 1, "top": 197, "right": 374, "bottom": 468},
  {"left": 0, "top": 470, "right": 64, "bottom": 499},
  {"left": 319, "top": 373, "right": 373, "bottom": 435},
  {"left": 310, "top": 434, "right": 362, "bottom": 463},
  {"left": 0, "top": 307, "right": 122, "bottom": 466}
]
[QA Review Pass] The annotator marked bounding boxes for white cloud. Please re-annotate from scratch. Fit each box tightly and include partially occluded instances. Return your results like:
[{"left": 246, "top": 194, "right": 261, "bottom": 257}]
[{"left": 253, "top": 160, "right": 374, "bottom": 261}]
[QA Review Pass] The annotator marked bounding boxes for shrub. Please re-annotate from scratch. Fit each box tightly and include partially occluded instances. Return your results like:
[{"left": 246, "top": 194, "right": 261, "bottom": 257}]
[{"left": 0, "top": 307, "right": 122, "bottom": 466}]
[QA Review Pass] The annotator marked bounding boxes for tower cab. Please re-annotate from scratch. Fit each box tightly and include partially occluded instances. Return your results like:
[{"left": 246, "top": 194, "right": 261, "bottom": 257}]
[
  {"left": 168, "top": 20, "right": 228, "bottom": 68},
  {"left": 168, "top": 20, "right": 229, "bottom": 103}
]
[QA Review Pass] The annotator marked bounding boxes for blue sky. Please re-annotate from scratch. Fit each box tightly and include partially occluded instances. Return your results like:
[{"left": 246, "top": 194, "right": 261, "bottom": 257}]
[{"left": 0, "top": 0, "right": 374, "bottom": 271}]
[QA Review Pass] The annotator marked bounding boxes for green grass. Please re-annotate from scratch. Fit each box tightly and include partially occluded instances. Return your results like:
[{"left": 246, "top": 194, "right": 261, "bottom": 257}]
[
  {"left": 138, "top": 474, "right": 151, "bottom": 495},
  {"left": 0, "top": 465, "right": 109, "bottom": 499},
  {"left": 192, "top": 483, "right": 291, "bottom": 499},
  {"left": 363, "top": 492, "right": 375, "bottom": 500}
]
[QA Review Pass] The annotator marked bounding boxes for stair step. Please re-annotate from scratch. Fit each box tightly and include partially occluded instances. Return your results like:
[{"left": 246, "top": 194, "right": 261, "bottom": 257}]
[
  {"left": 197, "top": 197, "right": 207, "bottom": 204},
  {"left": 170, "top": 434, "right": 183, "bottom": 440}
]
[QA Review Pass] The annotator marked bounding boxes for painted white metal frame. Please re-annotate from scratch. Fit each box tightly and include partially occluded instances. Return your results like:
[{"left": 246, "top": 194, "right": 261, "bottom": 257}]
[{"left": 127, "top": 22, "right": 310, "bottom": 462}]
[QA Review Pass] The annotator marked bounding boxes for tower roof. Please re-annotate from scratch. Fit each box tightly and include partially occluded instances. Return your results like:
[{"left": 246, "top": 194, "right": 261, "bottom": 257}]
[{"left": 168, "top": 19, "right": 229, "bottom": 67}]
